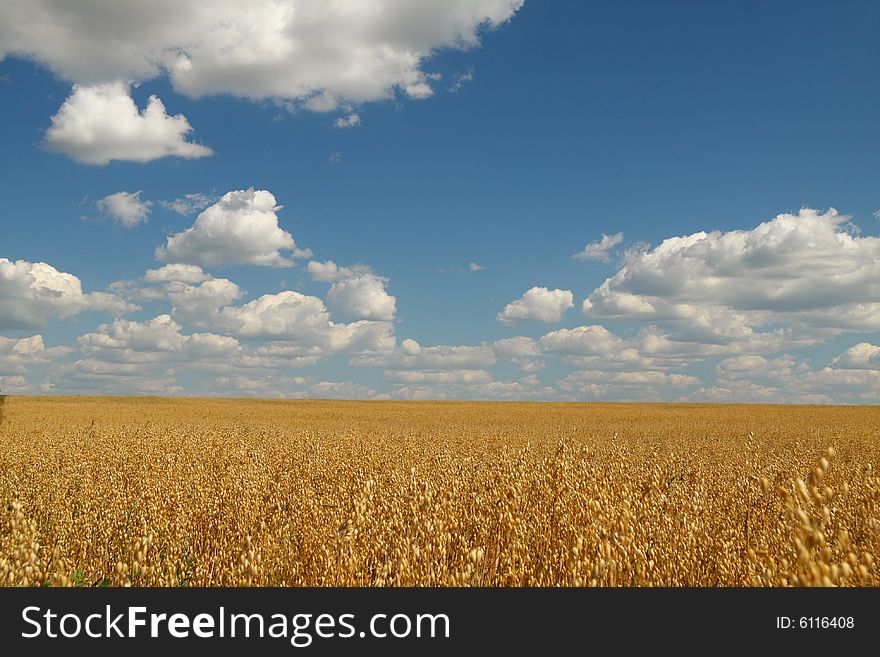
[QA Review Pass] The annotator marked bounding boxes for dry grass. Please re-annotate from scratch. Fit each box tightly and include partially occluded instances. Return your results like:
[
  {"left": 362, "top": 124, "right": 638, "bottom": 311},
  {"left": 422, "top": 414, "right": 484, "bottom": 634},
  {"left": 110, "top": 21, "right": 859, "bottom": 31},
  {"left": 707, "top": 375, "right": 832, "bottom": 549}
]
[{"left": 1, "top": 396, "right": 878, "bottom": 587}]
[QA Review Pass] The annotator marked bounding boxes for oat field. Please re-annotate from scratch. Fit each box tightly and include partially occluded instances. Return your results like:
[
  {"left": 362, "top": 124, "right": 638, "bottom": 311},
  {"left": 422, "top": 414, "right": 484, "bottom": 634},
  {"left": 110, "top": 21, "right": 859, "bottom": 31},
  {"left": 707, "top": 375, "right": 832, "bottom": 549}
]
[{"left": 1, "top": 396, "right": 878, "bottom": 587}]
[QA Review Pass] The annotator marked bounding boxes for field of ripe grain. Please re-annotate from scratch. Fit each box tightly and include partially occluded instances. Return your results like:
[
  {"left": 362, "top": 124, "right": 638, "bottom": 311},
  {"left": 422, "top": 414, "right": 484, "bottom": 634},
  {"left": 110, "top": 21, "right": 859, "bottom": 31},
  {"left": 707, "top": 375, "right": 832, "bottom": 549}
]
[{"left": 1, "top": 396, "right": 878, "bottom": 587}]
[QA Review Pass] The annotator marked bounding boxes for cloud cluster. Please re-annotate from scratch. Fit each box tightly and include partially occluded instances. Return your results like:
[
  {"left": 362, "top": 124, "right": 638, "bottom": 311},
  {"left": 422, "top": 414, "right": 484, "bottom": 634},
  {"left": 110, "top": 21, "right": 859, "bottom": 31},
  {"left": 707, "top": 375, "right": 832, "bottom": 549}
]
[
  {"left": 3, "top": 198, "right": 879, "bottom": 403},
  {"left": 830, "top": 343, "right": 880, "bottom": 370},
  {"left": 572, "top": 232, "right": 623, "bottom": 262},
  {"left": 497, "top": 287, "right": 574, "bottom": 325},
  {"left": 1, "top": 1, "right": 523, "bottom": 100},
  {"left": 0, "top": 335, "right": 70, "bottom": 375},
  {"left": 43, "top": 82, "right": 212, "bottom": 165},
  {"left": 0, "top": 258, "right": 135, "bottom": 329},
  {"left": 96, "top": 191, "right": 151, "bottom": 227},
  {"left": 306, "top": 260, "right": 396, "bottom": 321},
  {"left": 688, "top": 347, "right": 880, "bottom": 404},
  {"left": 156, "top": 189, "right": 310, "bottom": 267},
  {"left": 353, "top": 338, "right": 496, "bottom": 369},
  {"left": 2, "top": 1, "right": 524, "bottom": 162},
  {"left": 584, "top": 209, "right": 880, "bottom": 334}
]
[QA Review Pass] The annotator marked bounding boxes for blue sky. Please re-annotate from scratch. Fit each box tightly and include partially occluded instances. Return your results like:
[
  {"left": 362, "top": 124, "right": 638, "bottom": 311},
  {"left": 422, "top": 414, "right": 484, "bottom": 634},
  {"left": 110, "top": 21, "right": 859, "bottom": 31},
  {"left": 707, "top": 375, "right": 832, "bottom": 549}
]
[{"left": 1, "top": 0, "right": 880, "bottom": 402}]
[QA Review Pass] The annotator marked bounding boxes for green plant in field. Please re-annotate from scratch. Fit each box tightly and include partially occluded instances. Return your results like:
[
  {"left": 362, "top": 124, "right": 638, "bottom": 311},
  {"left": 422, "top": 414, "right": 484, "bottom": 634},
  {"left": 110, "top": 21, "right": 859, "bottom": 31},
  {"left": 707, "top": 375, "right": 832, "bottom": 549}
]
[
  {"left": 71, "top": 568, "right": 86, "bottom": 587},
  {"left": 176, "top": 543, "right": 196, "bottom": 587}
]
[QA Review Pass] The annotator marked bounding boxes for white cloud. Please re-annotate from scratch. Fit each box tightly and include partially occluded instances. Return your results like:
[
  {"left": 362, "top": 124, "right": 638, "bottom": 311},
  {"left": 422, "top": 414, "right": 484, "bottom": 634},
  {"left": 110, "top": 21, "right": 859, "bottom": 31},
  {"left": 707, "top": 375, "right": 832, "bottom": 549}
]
[
  {"left": 56, "top": 313, "right": 395, "bottom": 395},
  {"left": 0, "top": 257, "right": 135, "bottom": 329},
  {"left": 78, "top": 315, "right": 240, "bottom": 362},
  {"left": 0, "top": 335, "right": 71, "bottom": 374},
  {"left": 404, "top": 81, "right": 434, "bottom": 99},
  {"left": 306, "top": 260, "right": 396, "bottom": 321},
  {"left": 142, "top": 264, "right": 212, "bottom": 284},
  {"left": 215, "top": 291, "right": 328, "bottom": 338},
  {"left": 1, "top": 1, "right": 523, "bottom": 110},
  {"left": 326, "top": 276, "right": 396, "bottom": 321},
  {"left": 156, "top": 188, "right": 311, "bottom": 267},
  {"left": 334, "top": 113, "right": 360, "bottom": 128},
  {"left": 497, "top": 287, "right": 574, "bottom": 325},
  {"left": 384, "top": 369, "right": 492, "bottom": 383},
  {"left": 573, "top": 232, "right": 624, "bottom": 262},
  {"left": 211, "top": 290, "right": 395, "bottom": 357},
  {"left": 353, "top": 339, "right": 496, "bottom": 369},
  {"left": 513, "top": 358, "right": 544, "bottom": 372},
  {"left": 49, "top": 315, "right": 247, "bottom": 394},
  {"left": 111, "top": 267, "right": 244, "bottom": 325},
  {"left": 689, "top": 382, "right": 791, "bottom": 404},
  {"left": 448, "top": 69, "right": 474, "bottom": 93},
  {"left": 305, "top": 260, "right": 373, "bottom": 282},
  {"left": 562, "top": 369, "right": 700, "bottom": 387},
  {"left": 714, "top": 355, "right": 802, "bottom": 381},
  {"left": 307, "top": 381, "right": 384, "bottom": 400},
  {"left": 469, "top": 262, "right": 484, "bottom": 272},
  {"left": 538, "top": 325, "right": 625, "bottom": 355},
  {"left": 391, "top": 375, "right": 557, "bottom": 401},
  {"left": 96, "top": 191, "right": 151, "bottom": 227},
  {"left": 167, "top": 278, "right": 245, "bottom": 325},
  {"left": 804, "top": 368, "right": 880, "bottom": 399},
  {"left": 493, "top": 336, "right": 540, "bottom": 358},
  {"left": 584, "top": 209, "right": 880, "bottom": 333},
  {"left": 43, "top": 82, "right": 212, "bottom": 165},
  {"left": 159, "top": 193, "right": 216, "bottom": 216},
  {"left": 558, "top": 369, "right": 700, "bottom": 401},
  {"left": 831, "top": 343, "right": 880, "bottom": 370}
]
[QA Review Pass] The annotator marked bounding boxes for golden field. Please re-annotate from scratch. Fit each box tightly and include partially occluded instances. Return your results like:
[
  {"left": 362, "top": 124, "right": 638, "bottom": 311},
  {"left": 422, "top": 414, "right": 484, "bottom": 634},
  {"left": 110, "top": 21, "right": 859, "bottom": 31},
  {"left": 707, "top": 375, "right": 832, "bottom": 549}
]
[{"left": 1, "top": 396, "right": 878, "bottom": 587}]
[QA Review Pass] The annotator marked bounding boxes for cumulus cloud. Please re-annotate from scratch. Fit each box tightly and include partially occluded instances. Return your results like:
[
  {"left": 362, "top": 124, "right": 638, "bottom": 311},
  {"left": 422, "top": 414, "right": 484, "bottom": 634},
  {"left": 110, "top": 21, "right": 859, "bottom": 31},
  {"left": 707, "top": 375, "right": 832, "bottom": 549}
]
[
  {"left": 307, "top": 381, "right": 384, "bottom": 400},
  {"left": 0, "top": 335, "right": 71, "bottom": 374},
  {"left": 57, "top": 313, "right": 394, "bottom": 395},
  {"left": 156, "top": 189, "right": 311, "bottom": 268},
  {"left": 305, "top": 260, "right": 371, "bottom": 282},
  {"left": 497, "top": 287, "right": 574, "bottom": 325},
  {"left": 96, "top": 191, "right": 151, "bottom": 227},
  {"left": 110, "top": 266, "right": 245, "bottom": 327},
  {"left": 1, "top": 1, "right": 523, "bottom": 113},
  {"left": 493, "top": 336, "right": 540, "bottom": 358},
  {"left": 391, "top": 375, "right": 557, "bottom": 401},
  {"left": 714, "top": 355, "right": 803, "bottom": 382},
  {"left": 0, "top": 257, "right": 135, "bottom": 329},
  {"left": 206, "top": 378, "right": 388, "bottom": 401},
  {"left": 306, "top": 260, "right": 396, "bottom": 321},
  {"left": 384, "top": 369, "right": 492, "bottom": 383},
  {"left": 572, "top": 232, "right": 624, "bottom": 262},
  {"left": 78, "top": 315, "right": 240, "bottom": 362},
  {"left": 831, "top": 343, "right": 880, "bottom": 370},
  {"left": 167, "top": 278, "right": 245, "bottom": 325},
  {"left": 584, "top": 209, "right": 880, "bottom": 334},
  {"left": 43, "top": 82, "right": 212, "bottom": 165},
  {"left": 352, "top": 338, "right": 496, "bottom": 369},
  {"left": 326, "top": 276, "right": 396, "bottom": 321},
  {"left": 142, "top": 264, "right": 212, "bottom": 284},
  {"left": 215, "top": 291, "right": 330, "bottom": 339},
  {"left": 688, "top": 344, "right": 880, "bottom": 404},
  {"left": 558, "top": 369, "right": 700, "bottom": 401},
  {"left": 211, "top": 290, "right": 395, "bottom": 357},
  {"left": 538, "top": 325, "right": 624, "bottom": 355},
  {"left": 49, "top": 315, "right": 244, "bottom": 394}
]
